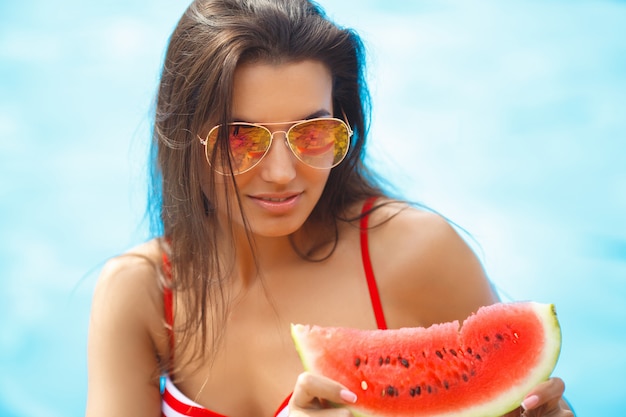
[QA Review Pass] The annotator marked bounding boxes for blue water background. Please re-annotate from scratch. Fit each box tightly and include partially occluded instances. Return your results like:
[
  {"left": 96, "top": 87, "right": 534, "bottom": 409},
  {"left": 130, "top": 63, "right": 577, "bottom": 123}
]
[{"left": 1, "top": 0, "right": 624, "bottom": 415}]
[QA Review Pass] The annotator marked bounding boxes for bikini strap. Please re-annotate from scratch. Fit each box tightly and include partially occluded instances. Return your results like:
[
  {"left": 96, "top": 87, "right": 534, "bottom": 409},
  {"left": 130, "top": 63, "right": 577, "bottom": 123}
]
[
  {"left": 162, "top": 251, "right": 175, "bottom": 357},
  {"left": 360, "top": 197, "right": 388, "bottom": 330}
]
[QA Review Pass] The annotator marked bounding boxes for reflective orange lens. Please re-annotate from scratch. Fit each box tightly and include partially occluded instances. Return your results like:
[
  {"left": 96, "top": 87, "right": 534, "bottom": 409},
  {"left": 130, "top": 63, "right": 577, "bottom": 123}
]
[
  {"left": 203, "top": 118, "right": 351, "bottom": 175},
  {"left": 287, "top": 119, "right": 350, "bottom": 168},
  {"left": 205, "top": 124, "right": 271, "bottom": 174}
]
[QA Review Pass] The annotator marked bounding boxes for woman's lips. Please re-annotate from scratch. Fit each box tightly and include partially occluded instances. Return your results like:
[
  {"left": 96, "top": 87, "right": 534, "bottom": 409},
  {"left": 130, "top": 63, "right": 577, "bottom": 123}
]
[{"left": 249, "top": 193, "right": 302, "bottom": 213}]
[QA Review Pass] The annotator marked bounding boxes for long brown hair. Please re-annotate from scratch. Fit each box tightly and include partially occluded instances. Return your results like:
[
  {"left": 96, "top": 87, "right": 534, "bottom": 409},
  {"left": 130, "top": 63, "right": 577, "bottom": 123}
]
[{"left": 149, "top": 0, "right": 386, "bottom": 372}]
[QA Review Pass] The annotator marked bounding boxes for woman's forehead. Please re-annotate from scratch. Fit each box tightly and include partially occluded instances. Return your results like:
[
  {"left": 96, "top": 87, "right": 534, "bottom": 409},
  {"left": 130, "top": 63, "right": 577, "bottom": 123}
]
[{"left": 231, "top": 60, "right": 333, "bottom": 123}]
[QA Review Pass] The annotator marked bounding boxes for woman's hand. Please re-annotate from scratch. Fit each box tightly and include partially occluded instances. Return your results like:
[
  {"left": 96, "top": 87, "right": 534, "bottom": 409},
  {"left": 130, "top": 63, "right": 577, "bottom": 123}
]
[
  {"left": 288, "top": 372, "right": 357, "bottom": 416},
  {"left": 519, "top": 377, "right": 574, "bottom": 417},
  {"left": 288, "top": 373, "right": 574, "bottom": 417}
]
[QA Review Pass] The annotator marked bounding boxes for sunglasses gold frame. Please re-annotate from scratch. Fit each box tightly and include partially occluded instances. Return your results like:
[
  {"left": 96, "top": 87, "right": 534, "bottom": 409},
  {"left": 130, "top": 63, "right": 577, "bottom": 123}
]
[{"left": 198, "top": 116, "right": 353, "bottom": 175}]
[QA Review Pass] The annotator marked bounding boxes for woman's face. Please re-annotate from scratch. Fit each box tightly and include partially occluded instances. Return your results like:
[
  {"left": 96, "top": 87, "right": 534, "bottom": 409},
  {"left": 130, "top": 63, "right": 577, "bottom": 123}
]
[{"left": 207, "top": 60, "right": 334, "bottom": 238}]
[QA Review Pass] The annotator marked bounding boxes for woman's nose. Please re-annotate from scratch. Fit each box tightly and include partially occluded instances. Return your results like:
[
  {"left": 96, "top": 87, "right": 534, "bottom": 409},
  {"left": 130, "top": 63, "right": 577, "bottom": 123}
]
[{"left": 258, "top": 131, "right": 297, "bottom": 184}]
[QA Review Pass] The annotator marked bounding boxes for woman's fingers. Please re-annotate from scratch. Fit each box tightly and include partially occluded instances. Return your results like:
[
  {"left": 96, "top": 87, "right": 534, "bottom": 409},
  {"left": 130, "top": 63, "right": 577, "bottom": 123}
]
[
  {"left": 521, "top": 378, "right": 574, "bottom": 416},
  {"left": 289, "top": 372, "right": 357, "bottom": 416},
  {"left": 521, "top": 378, "right": 562, "bottom": 409},
  {"left": 290, "top": 374, "right": 574, "bottom": 417}
]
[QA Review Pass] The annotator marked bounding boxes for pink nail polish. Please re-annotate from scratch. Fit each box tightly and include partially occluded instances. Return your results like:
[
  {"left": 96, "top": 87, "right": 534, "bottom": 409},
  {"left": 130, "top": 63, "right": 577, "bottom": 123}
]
[
  {"left": 521, "top": 395, "right": 539, "bottom": 410},
  {"left": 340, "top": 389, "right": 357, "bottom": 403}
]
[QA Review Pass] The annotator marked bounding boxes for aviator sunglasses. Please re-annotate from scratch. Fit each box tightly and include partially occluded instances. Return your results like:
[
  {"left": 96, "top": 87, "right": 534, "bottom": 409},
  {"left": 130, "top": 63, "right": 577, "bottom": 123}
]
[{"left": 198, "top": 116, "right": 353, "bottom": 175}]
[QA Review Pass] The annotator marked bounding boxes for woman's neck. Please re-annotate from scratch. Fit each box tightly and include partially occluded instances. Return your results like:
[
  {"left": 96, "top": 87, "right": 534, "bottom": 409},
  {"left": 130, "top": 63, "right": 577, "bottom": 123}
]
[{"left": 223, "top": 220, "right": 336, "bottom": 288}]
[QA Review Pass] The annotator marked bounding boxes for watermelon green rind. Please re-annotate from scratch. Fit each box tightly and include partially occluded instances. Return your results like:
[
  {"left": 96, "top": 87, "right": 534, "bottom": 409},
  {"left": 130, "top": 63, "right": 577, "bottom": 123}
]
[{"left": 291, "top": 302, "right": 561, "bottom": 417}]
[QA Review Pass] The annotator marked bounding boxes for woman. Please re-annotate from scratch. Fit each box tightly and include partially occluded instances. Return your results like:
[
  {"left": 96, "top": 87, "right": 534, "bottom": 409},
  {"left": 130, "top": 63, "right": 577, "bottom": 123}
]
[{"left": 86, "top": 1, "right": 573, "bottom": 416}]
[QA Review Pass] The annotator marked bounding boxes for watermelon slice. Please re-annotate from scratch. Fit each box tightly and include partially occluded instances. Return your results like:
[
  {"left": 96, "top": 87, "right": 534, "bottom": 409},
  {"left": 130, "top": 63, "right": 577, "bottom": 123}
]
[{"left": 291, "top": 302, "right": 561, "bottom": 417}]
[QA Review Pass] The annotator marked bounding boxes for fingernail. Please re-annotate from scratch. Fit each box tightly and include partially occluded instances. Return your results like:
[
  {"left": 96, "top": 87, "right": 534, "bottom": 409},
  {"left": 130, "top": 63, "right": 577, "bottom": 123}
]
[
  {"left": 340, "top": 389, "right": 357, "bottom": 403},
  {"left": 521, "top": 395, "right": 539, "bottom": 410}
]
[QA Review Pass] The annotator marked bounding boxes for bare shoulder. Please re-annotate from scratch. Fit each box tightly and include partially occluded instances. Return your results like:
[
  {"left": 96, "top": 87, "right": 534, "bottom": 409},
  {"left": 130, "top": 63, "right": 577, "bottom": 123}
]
[
  {"left": 365, "top": 200, "right": 497, "bottom": 328},
  {"left": 92, "top": 239, "right": 164, "bottom": 321},
  {"left": 90, "top": 238, "right": 167, "bottom": 352},
  {"left": 365, "top": 199, "right": 462, "bottom": 261},
  {"left": 368, "top": 199, "right": 452, "bottom": 241},
  {"left": 86, "top": 238, "right": 165, "bottom": 416}
]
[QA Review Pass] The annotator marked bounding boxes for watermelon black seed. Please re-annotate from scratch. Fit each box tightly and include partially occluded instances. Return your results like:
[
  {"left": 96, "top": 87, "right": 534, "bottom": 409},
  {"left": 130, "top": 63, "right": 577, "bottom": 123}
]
[
  {"left": 475, "top": 354, "right": 482, "bottom": 361},
  {"left": 443, "top": 380, "right": 449, "bottom": 390},
  {"left": 378, "top": 357, "right": 383, "bottom": 366},
  {"left": 385, "top": 385, "right": 398, "bottom": 397},
  {"left": 496, "top": 333, "right": 504, "bottom": 341},
  {"left": 400, "top": 358, "right": 409, "bottom": 368},
  {"left": 385, "top": 356, "right": 391, "bottom": 364},
  {"left": 410, "top": 386, "right": 422, "bottom": 397},
  {"left": 450, "top": 349, "right": 457, "bottom": 356},
  {"left": 462, "top": 373, "right": 469, "bottom": 382},
  {"left": 436, "top": 350, "right": 444, "bottom": 359},
  {"left": 484, "top": 335, "right": 490, "bottom": 342},
  {"left": 467, "top": 347, "right": 473, "bottom": 354},
  {"left": 427, "top": 385, "right": 433, "bottom": 394}
]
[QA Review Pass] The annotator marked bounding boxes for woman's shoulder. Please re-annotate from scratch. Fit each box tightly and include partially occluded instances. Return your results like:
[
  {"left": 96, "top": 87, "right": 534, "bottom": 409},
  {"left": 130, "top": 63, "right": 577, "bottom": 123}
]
[
  {"left": 366, "top": 199, "right": 468, "bottom": 274},
  {"left": 90, "top": 238, "right": 165, "bottom": 334},
  {"left": 364, "top": 199, "right": 497, "bottom": 327},
  {"left": 87, "top": 239, "right": 166, "bottom": 415},
  {"left": 96, "top": 238, "right": 164, "bottom": 292},
  {"left": 366, "top": 198, "right": 454, "bottom": 244}
]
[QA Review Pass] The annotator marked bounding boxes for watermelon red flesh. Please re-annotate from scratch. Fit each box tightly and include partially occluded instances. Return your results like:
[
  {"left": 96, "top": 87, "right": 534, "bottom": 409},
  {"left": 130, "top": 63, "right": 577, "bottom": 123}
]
[{"left": 291, "top": 302, "right": 561, "bottom": 417}]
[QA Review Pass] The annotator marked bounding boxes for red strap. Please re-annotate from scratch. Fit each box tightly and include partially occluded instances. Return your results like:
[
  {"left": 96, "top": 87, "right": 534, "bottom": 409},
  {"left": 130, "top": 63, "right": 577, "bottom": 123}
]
[
  {"left": 360, "top": 197, "right": 388, "bottom": 330},
  {"left": 162, "top": 252, "right": 175, "bottom": 358}
]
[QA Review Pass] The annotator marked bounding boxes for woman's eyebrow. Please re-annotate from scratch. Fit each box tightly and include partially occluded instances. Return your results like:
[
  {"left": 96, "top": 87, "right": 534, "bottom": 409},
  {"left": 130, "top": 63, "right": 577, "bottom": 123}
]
[
  {"left": 231, "top": 109, "right": 332, "bottom": 124},
  {"left": 304, "top": 109, "right": 332, "bottom": 119}
]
